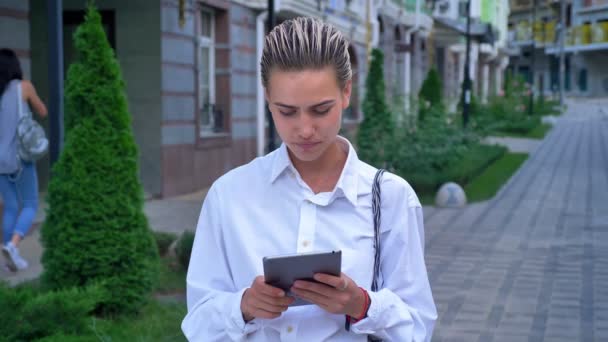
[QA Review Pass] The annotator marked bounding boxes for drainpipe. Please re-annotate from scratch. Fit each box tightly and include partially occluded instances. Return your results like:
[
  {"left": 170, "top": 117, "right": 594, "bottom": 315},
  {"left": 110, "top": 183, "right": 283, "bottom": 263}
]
[
  {"left": 48, "top": 0, "right": 64, "bottom": 165},
  {"left": 370, "top": 0, "right": 384, "bottom": 52},
  {"left": 403, "top": 0, "right": 421, "bottom": 113},
  {"left": 256, "top": 10, "right": 268, "bottom": 157}
]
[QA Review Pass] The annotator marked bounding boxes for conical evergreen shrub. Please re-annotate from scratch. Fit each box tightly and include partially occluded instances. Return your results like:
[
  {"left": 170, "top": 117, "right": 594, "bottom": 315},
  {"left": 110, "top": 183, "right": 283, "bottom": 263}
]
[
  {"left": 356, "top": 49, "right": 395, "bottom": 167},
  {"left": 418, "top": 68, "right": 444, "bottom": 121},
  {"left": 41, "top": 4, "right": 159, "bottom": 315}
]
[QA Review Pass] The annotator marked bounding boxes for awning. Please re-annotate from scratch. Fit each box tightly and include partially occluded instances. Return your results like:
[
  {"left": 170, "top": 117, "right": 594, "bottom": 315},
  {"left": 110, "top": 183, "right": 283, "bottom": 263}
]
[{"left": 433, "top": 16, "right": 496, "bottom": 45}]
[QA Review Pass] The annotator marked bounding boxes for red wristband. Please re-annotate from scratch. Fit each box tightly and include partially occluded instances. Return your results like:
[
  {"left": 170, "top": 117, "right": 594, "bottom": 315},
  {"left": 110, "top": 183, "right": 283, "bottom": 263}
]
[{"left": 348, "top": 287, "right": 370, "bottom": 324}]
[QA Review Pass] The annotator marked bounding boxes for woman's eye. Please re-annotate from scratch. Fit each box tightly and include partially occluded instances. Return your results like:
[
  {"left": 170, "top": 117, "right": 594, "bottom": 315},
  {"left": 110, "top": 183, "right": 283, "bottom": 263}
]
[
  {"left": 280, "top": 111, "right": 296, "bottom": 116},
  {"left": 313, "top": 108, "right": 331, "bottom": 115}
]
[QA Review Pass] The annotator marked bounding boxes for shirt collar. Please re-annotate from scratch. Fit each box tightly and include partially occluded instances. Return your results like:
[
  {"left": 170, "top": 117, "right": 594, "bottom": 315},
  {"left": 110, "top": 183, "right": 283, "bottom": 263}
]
[
  {"left": 269, "top": 136, "right": 360, "bottom": 206},
  {"left": 269, "top": 143, "right": 292, "bottom": 184}
]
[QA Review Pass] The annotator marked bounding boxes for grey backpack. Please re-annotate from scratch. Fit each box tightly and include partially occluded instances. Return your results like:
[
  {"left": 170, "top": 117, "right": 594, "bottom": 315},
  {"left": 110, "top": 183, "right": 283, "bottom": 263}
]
[{"left": 16, "top": 82, "right": 48, "bottom": 162}]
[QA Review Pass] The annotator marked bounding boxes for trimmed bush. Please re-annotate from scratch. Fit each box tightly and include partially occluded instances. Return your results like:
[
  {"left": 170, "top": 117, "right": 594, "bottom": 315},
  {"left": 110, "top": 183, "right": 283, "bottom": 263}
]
[
  {"left": 392, "top": 106, "right": 491, "bottom": 194},
  {"left": 418, "top": 69, "right": 444, "bottom": 121},
  {"left": 36, "top": 334, "right": 94, "bottom": 342},
  {"left": 419, "top": 69, "right": 442, "bottom": 105},
  {"left": 356, "top": 49, "right": 395, "bottom": 168},
  {"left": 154, "top": 231, "right": 177, "bottom": 256},
  {"left": 40, "top": 5, "right": 160, "bottom": 316},
  {"left": 0, "top": 282, "right": 106, "bottom": 341},
  {"left": 176, "top": 231, "right": 195, "bottom": 270},
  {"left": 400, "top": 144, "right": 506, "bottom": 195}
]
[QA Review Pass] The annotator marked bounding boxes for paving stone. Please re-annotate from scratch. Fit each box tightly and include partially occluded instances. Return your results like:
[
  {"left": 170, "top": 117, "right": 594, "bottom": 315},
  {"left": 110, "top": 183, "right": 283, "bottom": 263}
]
[{"left": 428, "top": 101, "right": 608, "bottom": 341}]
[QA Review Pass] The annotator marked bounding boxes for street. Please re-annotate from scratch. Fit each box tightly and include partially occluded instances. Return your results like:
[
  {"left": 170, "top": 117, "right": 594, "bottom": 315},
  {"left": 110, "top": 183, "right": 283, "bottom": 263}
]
[{"left": 426, "top": 100, "right": 608, "bottom": 342}]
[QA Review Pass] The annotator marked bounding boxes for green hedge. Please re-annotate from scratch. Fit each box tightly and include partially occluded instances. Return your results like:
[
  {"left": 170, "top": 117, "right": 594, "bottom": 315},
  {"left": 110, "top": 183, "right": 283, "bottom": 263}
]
[
  {"left": 176, "top": 231, "right": 195, "bottom": 270},
  {"left": 0, "top": 282, "right": 106, "bottom": 341},
  {"left": 402, "top": 144, "right": 506, "bottom": 195},
  {"left": 154, "top": 231, "right": 178, "bottom": 257}
]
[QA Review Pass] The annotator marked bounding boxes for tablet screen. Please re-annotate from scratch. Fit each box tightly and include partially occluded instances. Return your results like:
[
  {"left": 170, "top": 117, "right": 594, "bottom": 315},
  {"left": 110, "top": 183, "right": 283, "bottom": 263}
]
[{"left": 263, "top": 250, "right": 342, "bottom": 306}]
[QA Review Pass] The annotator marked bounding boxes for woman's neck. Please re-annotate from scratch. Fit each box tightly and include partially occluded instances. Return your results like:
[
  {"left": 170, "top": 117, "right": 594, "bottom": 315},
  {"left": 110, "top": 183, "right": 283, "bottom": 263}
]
[{"left": 290, "top": 141, "right": 348, "bottom": 194}]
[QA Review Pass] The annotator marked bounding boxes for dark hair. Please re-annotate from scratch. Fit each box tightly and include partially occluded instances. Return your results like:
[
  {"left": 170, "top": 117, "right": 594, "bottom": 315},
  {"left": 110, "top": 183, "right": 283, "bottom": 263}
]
[{"left": 0, "top": 48, "right": 23, "bottom": 96}]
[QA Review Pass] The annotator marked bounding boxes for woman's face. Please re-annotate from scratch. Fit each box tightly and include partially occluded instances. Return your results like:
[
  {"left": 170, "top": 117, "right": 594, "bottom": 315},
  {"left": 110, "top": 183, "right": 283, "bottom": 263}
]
[{"left": 265, "top": 67, "right": 351, "bottom": 163}]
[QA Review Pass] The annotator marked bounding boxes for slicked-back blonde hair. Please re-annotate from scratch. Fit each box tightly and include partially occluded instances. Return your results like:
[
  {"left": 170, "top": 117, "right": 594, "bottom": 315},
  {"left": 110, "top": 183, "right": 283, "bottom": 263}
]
[{"left": 261, "top": 17, "right": 352, "bottom": 90}]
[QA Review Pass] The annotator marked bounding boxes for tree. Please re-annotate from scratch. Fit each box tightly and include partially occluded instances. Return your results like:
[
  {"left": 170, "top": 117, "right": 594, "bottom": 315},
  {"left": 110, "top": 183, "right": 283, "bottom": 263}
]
[
  {"left": 418, "top": 68, "right": 444, "bottom": 122},
  {"left": 41, "top": 4, "right": 159, "bottom": 316},
  {"left": 356, "top": 49, "right": 395, "bottom": 168}
]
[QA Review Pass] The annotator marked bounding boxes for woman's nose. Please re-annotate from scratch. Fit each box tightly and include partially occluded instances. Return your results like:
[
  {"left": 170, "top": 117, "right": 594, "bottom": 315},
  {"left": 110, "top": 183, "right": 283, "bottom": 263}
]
[{"left": 297, "top": 114, "right": 315, "bottom": 139}]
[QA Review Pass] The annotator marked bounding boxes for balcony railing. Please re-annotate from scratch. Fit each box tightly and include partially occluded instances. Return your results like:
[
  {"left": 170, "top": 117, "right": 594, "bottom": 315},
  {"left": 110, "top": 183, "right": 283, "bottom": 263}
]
[
  {"left": 509, "top": 20, "right": 561, "bottom": 45},
  {"left": 390, "top": 0, "right": 431, "bottom": 15},
  {"left": 566, "top": 22, "right": 608, "bottom": 45},
  {"left": 582, "top": 0, "right": 608, "bottom": 7}
]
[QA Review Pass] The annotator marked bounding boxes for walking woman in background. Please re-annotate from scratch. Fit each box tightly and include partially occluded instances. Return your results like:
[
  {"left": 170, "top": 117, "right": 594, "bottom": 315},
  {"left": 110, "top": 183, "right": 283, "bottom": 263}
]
[
  {"left": 182, "top": 17, "right": 436, "bottom": 341},
  {"left": 0, "top": 48, "right": 47, "bottom": 271}
]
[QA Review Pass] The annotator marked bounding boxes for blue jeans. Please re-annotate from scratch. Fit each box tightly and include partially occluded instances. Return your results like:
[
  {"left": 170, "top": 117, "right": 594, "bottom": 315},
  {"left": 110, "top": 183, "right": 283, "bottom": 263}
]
[{"left": 0, "top": 162, "right": 38, "bottom": 244}]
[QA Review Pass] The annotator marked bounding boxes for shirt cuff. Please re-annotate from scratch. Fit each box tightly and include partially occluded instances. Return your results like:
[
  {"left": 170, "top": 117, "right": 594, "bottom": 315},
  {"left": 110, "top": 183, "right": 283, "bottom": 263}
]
[
  {"left": 226, "top": 288, "right": 262, "bottom": 339},
  {"left": 349, "top": 289, "right": 382, "bottom": 334}
]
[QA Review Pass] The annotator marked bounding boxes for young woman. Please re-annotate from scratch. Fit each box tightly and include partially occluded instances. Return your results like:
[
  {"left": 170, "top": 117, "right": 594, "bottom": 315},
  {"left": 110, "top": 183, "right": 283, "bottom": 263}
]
[
  {"left": 182, "top": 17, "right": 436, "bottom": 341},
  {"left": 0, "top": 48, "right": 47, "bottom": 271}
]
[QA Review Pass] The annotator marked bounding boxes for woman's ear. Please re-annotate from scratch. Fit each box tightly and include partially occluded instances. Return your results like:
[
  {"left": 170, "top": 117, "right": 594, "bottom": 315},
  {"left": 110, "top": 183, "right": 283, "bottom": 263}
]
[{"left": 341, "top": 79, "right": 352, "bottom": 110}]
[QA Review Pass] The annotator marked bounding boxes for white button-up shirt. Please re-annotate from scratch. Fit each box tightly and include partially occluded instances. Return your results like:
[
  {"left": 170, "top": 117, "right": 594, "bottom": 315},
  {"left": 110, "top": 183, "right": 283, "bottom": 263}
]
[{"left": 182, "top": 137, "right": 437, "bottom": 341}]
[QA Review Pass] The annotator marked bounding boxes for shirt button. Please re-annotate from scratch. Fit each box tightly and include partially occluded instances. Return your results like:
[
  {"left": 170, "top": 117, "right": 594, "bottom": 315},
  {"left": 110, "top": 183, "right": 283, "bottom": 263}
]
[
  {"left": 302, "top": 240, "right": 310, "bottom": 248},
  {"left": 287, "top": 325, "right": 294, "bottom": 333}
]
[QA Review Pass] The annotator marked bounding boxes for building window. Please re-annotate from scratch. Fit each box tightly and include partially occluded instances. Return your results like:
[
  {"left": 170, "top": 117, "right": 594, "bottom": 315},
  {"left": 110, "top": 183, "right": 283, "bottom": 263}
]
[
  {"left": 198, "top": 8, "right": 221, "bottom": 136},
  {"left": 328, "top": 0, "right": 346, "bottom": 11}
]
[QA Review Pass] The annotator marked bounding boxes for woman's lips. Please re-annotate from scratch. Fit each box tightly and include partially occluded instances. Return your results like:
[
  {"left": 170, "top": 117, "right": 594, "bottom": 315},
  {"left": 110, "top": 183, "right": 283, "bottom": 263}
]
[{"left": 295, "top": 142, "right": 321, "bottom": 151}]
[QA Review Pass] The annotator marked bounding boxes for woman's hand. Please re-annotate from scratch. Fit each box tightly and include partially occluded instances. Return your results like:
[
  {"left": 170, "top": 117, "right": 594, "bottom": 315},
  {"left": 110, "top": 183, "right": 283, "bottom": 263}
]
[
  {"left": 290, "top": 272, "right": 367, "bottom": 318},
  {"left": 241, "top": 276, "right": 295, "bottom": 322}
]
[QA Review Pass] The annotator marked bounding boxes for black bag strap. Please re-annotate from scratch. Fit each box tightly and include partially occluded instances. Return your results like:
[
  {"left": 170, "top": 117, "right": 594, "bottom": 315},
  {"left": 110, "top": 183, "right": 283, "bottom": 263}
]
[
  {"left": 371, "top": 168, "right": 385, "bottom": 292},
  {"left": 345, "top": 169, "right": 386, "bottom": 338}
]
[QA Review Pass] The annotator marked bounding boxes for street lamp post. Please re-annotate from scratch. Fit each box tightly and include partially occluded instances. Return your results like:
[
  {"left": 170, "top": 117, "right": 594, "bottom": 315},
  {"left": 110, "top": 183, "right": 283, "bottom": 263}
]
[
  {"left": 558, "top": 0, "right": 566, "bottom": 107},
  {"left": 529, "top": 0, "right": 537, "bottom": 116},
  {"left": 461, "top": 0, "right": 472, "bottom": 128}
]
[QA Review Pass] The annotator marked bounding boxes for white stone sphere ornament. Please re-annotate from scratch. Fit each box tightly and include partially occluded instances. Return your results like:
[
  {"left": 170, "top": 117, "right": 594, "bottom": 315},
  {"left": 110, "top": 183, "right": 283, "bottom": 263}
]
[{"left": 435, "top": 182, "right": 467, "bottom": 208}]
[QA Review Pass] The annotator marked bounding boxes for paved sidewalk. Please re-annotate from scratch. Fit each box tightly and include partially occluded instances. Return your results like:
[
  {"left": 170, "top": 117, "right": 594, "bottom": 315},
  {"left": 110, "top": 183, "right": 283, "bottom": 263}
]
[
  {"left": 1, "top": 189, "right": 208, "bottom": 286},
  {"left": 426, "top": 99, "right": 608, "bottom": 342}
]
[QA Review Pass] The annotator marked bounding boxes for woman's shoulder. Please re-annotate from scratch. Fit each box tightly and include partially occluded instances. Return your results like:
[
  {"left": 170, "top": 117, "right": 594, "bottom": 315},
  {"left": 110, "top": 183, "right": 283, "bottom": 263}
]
[
  {"left": 355, "top": 159, "right": 421, "bottom": 208},
  {"left": 19, "top": 80, "right": 35, "bottom": 94},
  {"left": 211, "top": 150, "right": 277, "bottom": 192}
]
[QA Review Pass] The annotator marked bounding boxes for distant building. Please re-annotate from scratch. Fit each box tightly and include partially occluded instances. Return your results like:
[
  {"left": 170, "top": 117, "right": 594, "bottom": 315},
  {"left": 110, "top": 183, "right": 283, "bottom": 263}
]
[
  {"left": 1, "top": 0, "right": 435, "bottom": 198},
  {"left": 507, "top": 0, "right": 608, "bottom": 98},
  {"left": 432, "top": 0, "right": 511, "bottom": 109}
]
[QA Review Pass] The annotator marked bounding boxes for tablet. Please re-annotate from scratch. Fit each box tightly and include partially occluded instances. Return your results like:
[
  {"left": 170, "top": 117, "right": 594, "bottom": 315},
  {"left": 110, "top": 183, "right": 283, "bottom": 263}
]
[{"left": 263, "top": 250, "right": 342, "bottom": 306}]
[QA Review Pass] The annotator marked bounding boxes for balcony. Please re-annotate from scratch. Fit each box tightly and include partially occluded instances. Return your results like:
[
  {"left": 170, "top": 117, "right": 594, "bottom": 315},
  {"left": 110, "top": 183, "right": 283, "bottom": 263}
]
[
  {"left": 382, "top": 0, "right": 433, "bottom": 30},
  {"left": 509, "top": 0, "right": 561, "bottom": 13},
  {"left": 510, "top": 0, "right": 534, "bottom": 12},
  {"left": 578, "top": 0, "right": 608, "bottom": 16},
  {"left": 546, "top": 21, "right": 608, "bottom": 53},
  {"left": 399, "top": 0, "right": 432, "bottom": 15},
  {"left": 581, "top": 0, "right": 608, "bottom": 8},
  {"left": 569, "top": 22, "right": 608, "bottom": 44},
  {"left": 508, "top": 20, "right": 559, "bottom": 47}
]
